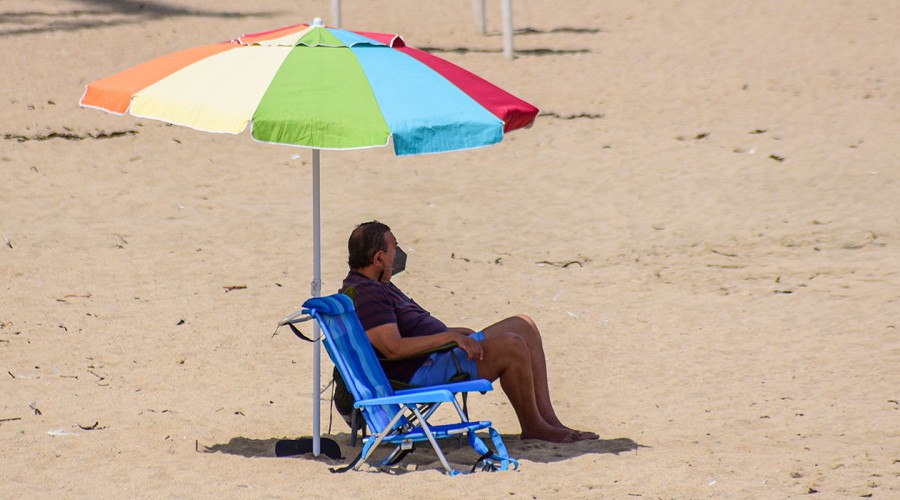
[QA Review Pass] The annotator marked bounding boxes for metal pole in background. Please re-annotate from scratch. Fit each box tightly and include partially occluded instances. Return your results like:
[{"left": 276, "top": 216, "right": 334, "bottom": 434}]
[
  {"left": 473, "top": 0, "right": 486, "bottom": 35},
  {"left": 332, "top": 0, "right": 342, "bottom": 28},
  {"left": 501, "top": 0, "right": 514, "bottom": 59}
]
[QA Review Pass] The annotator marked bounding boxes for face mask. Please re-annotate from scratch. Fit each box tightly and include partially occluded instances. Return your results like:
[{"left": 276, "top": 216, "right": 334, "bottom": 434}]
[{"left": 391, "top": 246, "right": 407, "bottom": 276}]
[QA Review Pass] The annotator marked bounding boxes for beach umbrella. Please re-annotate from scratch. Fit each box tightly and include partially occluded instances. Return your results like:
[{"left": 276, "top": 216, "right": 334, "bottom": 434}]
[{"left": 79, "top": 17, "right": 538, "bottom": 457}]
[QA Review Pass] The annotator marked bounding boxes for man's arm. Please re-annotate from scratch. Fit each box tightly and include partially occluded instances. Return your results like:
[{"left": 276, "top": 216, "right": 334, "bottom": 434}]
[
  {"left": 446, "top": 327, "right": 476, "bottom": 335},
  {"left": 367, "top": 323, "right": 483, "bottom": 361}
]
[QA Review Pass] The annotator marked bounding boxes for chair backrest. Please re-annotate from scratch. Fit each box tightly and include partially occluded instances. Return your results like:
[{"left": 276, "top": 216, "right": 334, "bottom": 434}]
[{"left": 303, "top": 294, "right": 405, "bottom": 432}]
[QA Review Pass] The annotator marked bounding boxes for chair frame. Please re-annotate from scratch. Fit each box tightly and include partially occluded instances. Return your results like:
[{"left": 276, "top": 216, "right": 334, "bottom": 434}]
[{"left": 294, "top": 294, "right": 517, "bottom": 475}]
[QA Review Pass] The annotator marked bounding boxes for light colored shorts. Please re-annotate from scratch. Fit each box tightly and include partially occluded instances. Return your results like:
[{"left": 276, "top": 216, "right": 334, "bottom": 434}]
[{"left": 408, "top": 331, "right": 484, "bottom": 386}]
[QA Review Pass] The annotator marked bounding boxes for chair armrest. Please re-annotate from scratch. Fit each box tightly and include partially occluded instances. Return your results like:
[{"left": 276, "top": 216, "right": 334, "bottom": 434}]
[
  {"left": 395, "top": 378, "right": 493, "bottom": 396},
  {"left": 355, "top": 389, "right": 457, "bottom": 407}
]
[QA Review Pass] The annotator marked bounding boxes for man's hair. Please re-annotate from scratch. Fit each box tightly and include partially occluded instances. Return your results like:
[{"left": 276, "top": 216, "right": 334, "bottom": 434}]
[{"left": 348, "top": 221, "right": 391, "bottom": 270}]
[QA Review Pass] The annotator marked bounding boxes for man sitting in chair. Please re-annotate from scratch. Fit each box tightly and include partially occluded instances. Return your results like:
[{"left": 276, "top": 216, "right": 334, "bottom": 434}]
[{"left": 340, "top": 221, "right": 598, "bottom": 443}]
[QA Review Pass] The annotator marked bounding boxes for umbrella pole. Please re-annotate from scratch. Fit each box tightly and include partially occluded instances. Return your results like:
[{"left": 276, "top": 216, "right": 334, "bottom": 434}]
[
  {"left": 312, "top": 148, "right": 322, "bottom": 456},
  {"left": 275, "top": 149, "right": 340, "bottom": 460}
]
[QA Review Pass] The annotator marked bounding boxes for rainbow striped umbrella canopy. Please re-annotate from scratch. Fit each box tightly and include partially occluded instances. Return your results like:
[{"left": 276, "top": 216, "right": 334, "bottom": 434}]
[{"left": 80, "top": 19, "right": 538, "bottom": 156}]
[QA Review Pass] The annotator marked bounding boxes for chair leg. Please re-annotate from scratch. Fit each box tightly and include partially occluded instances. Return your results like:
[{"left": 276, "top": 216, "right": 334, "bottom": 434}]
[
  {"left": 377, "top": 445, "right": 413, "bottom": 467},
  {"left": 410, "top": 405, "right": 456, "bottom": 475},
  {"left": 354, "top": 409, "right": 408, "bottom": 471},
  {"left": 350, "top": 409, "right": 367, "bottom": 447},
  {"left": 457, "top": 393, "right": 469, "bottom": 448}
]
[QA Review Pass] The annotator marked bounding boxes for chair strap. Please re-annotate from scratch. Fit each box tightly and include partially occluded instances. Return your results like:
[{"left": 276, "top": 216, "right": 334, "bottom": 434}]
[
  {"left": 471, "top": 451, "right": 496, "bottom": 472},
  {"left": 287, "top": 323, "right": 316, "bottom": 343},
  {"left": 467, "top": 427, "right": 518, "bottom": 472},
  {"left": 385, "top": 447, "right": 414, "bottom": 466},
  {"left": 449, "top": 349, "right": 465, "bottom": 379},
  {"left": 329, "top": 451, "right": 363, "bottom": 474}
]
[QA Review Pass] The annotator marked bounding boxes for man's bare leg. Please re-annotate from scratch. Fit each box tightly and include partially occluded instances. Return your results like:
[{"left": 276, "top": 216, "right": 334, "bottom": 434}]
[
  {"left": 475, "top": 332, "right": 575, "bottom": 443},
  {"left": 482, "top": 316, "right": 599, "bottom": 440}
]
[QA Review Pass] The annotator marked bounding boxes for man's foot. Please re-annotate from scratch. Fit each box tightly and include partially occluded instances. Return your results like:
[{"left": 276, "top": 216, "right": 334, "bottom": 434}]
[
  {"left": 571, "top": 429, "right": 599, "bottom": 441},
  {"left": 520, "top": 421, "right": 602, "bottom": 443},
  {"left": 520, "top": 426, "right": 577, "bottom": 443},
  {"left": 560, "top": 422, "right": 599, "bottom": 440},
  {"left": 544, "top": 417, "right": 600, "bottom": 441}
]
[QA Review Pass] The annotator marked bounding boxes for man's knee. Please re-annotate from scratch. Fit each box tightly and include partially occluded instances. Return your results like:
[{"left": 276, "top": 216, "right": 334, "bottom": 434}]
[
  {"left": 492, "top": 332, "right": 530, "bottom": 361},
  {"left": 478, "top": 332, "right": 528, "bottom": 379},
  {"left": 505, "top": 314, "right": 542, "bottom": 345},
  {"left": 483, "top": 331, "right": 526, "bottom": 353},
  {"left": 514, "top": 314, "right": 538, "bottom": 332}
]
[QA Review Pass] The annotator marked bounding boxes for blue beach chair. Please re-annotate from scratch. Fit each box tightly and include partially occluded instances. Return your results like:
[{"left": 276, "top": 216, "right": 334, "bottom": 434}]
[{"left": 299, "top": 293, "right": 518, "bottom": 475}]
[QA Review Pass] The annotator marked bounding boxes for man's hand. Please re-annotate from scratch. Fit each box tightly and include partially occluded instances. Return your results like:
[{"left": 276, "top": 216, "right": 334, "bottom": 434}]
[{"left": 451, "top": 331, "right": 483, "bottom": 361}]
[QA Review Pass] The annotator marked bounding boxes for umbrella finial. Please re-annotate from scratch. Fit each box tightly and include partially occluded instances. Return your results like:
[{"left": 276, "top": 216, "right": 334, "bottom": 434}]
[{"left": 312, "top": 18, "right": 324, "bottom": 28}]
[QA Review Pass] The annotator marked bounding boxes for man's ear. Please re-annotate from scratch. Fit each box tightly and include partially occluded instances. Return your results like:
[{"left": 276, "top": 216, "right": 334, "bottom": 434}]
[{"left": 372, "top": 250, "right": 384, "bottom": 267}]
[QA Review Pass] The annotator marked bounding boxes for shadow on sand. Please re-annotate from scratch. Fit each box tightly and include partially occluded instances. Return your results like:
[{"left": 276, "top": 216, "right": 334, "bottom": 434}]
[
  {"left": 0, "top": 0, "right": 278, "bottom": 36},
  {"left": 418, "top": 24, "right": 601, "bottom": 56},
  {"left": 203, "top": 433, "right": 646, "bottom": 472},
  {"left": 419, "top": 46, "right": 590, "bottom": 56}
]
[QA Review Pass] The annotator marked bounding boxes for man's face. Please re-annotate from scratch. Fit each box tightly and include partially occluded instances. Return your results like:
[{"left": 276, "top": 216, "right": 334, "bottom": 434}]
[{"left": 377, "top": 231, "right": 399, "bottom": 283}]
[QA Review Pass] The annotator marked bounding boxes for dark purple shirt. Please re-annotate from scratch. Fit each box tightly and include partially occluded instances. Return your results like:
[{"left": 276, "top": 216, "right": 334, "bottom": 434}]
[{"left": 340, "top": 271, "right": 448, "bottom": 382}]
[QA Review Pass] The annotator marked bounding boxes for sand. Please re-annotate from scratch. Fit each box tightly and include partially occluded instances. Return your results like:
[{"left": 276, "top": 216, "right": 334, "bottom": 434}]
[{"left": 2, "top": 0, "right": 898, "bottom": 497}]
